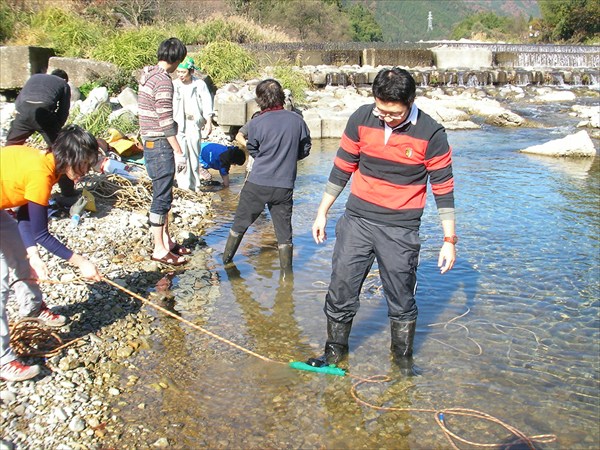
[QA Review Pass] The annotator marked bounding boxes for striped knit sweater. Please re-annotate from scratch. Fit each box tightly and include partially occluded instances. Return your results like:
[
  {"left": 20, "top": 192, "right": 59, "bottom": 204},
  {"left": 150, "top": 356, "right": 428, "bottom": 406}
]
[
  {"left": 138, "top": 65, "right": 177, "bottom": 140},
  {"left": 330, "top": 103, "right": 454, "bottom": 230}
]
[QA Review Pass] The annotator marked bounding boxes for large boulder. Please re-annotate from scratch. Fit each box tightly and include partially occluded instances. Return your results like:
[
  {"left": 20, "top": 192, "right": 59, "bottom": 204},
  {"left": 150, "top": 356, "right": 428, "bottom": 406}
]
[
  {"left": 520, "top": 130, "right": 597, "bottom": 157},
  {"left": 0, "top": 46, "right": 55, "bottom": 89},
  {"left": 48, "top": 56, "right": 118, "bottom": 88}
]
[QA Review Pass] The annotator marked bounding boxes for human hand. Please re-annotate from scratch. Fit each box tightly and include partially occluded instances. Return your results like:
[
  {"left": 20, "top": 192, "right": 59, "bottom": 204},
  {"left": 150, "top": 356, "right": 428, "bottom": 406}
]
[
  {"left": 28, "top": 252, "right": 49, "bottom": 280},
  {"left": 312, "top": 215, "right": 328, "bottom": 244},
  {"left": 202, "top": 122, "right": 213, "bottom": 138},
  {"left": 175, "top": 153, "right": 187, "bottom": 173},
  {"left": 438, "top": 243, "right": 456, "bottom": 274},
  {"left": 70, "top": 254, "right": 102, "bottom": 281}
]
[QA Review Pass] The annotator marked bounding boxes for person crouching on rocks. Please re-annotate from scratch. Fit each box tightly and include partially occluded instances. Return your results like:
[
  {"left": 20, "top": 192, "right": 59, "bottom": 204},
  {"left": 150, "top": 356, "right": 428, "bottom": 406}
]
[
  {"left": 0, "top": 124, "right": 102, "bottom": 382},
  {"left": 197, "top": 143, "right": 246, "bottom": 188}
]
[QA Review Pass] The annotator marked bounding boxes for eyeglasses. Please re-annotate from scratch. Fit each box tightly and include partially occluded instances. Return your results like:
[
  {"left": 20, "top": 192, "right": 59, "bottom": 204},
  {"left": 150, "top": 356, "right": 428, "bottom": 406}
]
[{"left": 372, "top": 106, "right": 410, "bottom": 121}]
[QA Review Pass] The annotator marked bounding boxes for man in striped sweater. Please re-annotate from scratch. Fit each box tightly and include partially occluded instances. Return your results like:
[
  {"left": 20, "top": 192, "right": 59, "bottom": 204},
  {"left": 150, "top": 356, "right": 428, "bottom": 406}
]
[
  {"left": 138, "top": 37, "right": 190, "bottom": 266},
  {"left": 308, "top": 67, "right": 457, "bottom": 375}
]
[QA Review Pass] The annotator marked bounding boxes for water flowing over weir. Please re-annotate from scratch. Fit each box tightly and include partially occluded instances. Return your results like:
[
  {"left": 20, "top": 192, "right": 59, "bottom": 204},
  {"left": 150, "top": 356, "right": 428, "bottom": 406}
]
[{"left": 230, "top": 42, "right": 600, "bottom": 87}]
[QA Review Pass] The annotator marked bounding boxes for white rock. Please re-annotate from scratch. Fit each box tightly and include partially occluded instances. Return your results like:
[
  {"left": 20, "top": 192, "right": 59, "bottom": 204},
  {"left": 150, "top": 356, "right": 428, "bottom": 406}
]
[{"left": 520, "top": 130, "right": 597, "bottom": 157}]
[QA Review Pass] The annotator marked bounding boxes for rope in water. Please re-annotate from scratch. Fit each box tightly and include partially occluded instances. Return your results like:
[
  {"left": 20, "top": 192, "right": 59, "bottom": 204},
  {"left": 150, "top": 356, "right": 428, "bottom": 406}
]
[{"left": 10, "top": 276, "right": 557, "bottom": 449}]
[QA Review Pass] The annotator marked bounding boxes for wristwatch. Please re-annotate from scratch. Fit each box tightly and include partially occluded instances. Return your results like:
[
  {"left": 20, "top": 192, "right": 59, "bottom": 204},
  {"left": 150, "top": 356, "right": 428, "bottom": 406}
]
[{"left": 443, "top": 235, "right": 458, "bottom": 245}]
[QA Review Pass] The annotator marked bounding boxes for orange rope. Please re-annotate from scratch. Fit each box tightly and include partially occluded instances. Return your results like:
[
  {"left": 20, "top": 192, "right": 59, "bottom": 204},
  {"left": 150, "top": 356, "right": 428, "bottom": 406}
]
[{"left": 16, "top": 276, "right": 556, "bottom": 449}]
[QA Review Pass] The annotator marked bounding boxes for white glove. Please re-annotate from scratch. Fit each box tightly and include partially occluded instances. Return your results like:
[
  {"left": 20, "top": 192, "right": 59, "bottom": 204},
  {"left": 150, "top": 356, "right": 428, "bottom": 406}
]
[{"left": 175, "top": 153, "right": 187, "bottom": 173}]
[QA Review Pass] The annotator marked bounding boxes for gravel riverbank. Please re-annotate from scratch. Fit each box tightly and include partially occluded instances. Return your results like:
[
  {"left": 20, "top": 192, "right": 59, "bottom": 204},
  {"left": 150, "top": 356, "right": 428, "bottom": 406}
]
[{"left": 0, "top": 129, "right": 235, "bottom": 450}]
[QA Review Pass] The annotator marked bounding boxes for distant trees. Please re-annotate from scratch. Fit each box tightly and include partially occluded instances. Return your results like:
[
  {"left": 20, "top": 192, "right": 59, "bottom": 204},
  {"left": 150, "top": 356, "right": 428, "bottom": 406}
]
[
  {"left": 537, "top": 0, "right": 599, "bottom": 43},
  {"left": 450, "top": 12, "right": 526, "bottom": 41},
  {"left": 347, "top": 4, "right": 383, "bottom": 42},
  {"left": 228, "top": 0, "right": 382, "bottom": 42},
  {"left": 451, "top": 1, "right": 599, "bottom": 44}
]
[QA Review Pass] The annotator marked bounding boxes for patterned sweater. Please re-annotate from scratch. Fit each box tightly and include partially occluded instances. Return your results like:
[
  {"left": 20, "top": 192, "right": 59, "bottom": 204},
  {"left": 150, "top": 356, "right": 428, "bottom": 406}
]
[
  {"left": 330, "top": 103, "right": 454, "bottom": 230},
  {"left": 138, "top": 65, "right": 177, "bottom": 141}
]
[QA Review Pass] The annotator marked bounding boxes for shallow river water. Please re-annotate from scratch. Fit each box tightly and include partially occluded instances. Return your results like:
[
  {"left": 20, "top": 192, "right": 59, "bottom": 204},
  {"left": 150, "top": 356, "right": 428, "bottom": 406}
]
[{"left": 114, "top": 96, "right": 599, "bottom": 449}]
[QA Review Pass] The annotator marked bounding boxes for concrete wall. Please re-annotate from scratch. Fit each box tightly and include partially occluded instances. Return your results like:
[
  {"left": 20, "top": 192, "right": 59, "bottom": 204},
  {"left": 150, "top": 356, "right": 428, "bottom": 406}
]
[
  {"left": 0, "top": 46, "right": 55, "bottom": 89},
  {"left": 48, "top": 57, "right": 119, "bottom": 88}
]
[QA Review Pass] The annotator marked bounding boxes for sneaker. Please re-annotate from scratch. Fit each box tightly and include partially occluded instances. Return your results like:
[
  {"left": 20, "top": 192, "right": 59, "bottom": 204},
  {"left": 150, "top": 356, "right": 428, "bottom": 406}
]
[
  {"left": 0, "top": 360, "right": 41, "bottom": 382},
  {"left": 36, "top": 302, "right": 67, "bottom": 328}
]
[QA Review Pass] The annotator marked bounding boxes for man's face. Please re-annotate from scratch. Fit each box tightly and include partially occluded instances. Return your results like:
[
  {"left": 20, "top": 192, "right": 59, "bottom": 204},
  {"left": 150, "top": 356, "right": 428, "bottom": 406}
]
[
  {"left": 373, "top": 99, "right": 412, "bottom": 128},
  {"left": 176, "top": 68, "right": 191, "bottom": 82}
]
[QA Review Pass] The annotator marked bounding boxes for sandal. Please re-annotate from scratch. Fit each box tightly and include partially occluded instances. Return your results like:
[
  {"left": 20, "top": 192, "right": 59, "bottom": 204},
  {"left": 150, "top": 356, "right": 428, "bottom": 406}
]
[
  {"left": 151, "top": 252, "right": 187, "bottom": 267},
  {"left": 170, "top": 243, "right": 192, "bottom": 255}
]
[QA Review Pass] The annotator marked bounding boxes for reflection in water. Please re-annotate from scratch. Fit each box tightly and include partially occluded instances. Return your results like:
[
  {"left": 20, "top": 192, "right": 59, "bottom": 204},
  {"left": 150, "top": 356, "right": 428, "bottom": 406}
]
[
  {"left": 224, "top": 264, "right": 314, "bottom": 361},
  {"left": 110, "top": 116, "right": 598, "bottom": 448}
]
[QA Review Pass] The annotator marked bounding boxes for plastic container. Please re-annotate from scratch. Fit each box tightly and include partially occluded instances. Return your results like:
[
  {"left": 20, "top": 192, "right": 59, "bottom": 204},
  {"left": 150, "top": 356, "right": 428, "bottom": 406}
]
[
  {"left": 70, "top": 213, "right": 81, "bottom": 228},
  {"left": 101, "top": 158, "right": 128, "bottom": 174}
]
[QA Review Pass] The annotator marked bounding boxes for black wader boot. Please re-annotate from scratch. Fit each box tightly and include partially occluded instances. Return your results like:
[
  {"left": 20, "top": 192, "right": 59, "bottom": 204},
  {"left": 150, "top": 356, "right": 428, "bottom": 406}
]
[
  {"left": 390, "top": 319, "right": 420, "bottom": 376},
  {"left": 307, "top": 318, "right": 353, "bottom": 367},
  {"left": 222, "top": 230, "right": 244, "bottom": 265},
  {"left": 278, "top": 243, "right": 293, "bottom": 275}
]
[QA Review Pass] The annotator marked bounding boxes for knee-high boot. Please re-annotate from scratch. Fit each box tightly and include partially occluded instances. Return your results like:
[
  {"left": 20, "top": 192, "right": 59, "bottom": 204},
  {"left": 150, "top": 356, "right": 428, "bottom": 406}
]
[
  {"left": 222, "top": 230, "right": 244, "bottom": 264},
  {"left": 307, "top": 318, "right": 353, "bottom": 367},
  {"left": 390, "top": 319, "right": 419, "bottom": 376},
  {"left": 278, "top": 243, "right": 293, "bottom": 273}
]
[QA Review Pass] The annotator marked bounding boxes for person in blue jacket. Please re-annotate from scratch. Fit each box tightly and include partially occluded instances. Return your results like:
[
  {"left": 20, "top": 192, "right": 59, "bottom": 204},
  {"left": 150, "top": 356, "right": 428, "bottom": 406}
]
[{"left": 197, "top": 143, "right": 246, "bottom": 188}]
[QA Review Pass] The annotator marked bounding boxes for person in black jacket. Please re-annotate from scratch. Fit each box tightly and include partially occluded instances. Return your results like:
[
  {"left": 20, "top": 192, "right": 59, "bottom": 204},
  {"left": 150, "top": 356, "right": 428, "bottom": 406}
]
[
  {"left": 222, "top": 79, "right": 311, "bottom": 272},
  {"left": 6, "top": 69, "right": 76, "bottom": 199}
]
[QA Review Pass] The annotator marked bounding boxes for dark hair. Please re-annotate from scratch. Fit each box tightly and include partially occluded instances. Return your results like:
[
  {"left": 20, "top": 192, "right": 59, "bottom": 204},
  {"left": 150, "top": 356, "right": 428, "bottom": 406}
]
[
  {"left": 220, "top": 146, "right": 246, "bottom": 167},
  {"left": 50, "top": 69, "right": 68, "bottom": 82},
  {"left": 255, "top": 79, "right": 285, "bottom": 110},
  {"left": 372, "top": 67, "right": 416, "bottom": 105},
  {"left": 157, "top": 37, "right": 187, "bottom": 64},
  {"left": 51, "top": 125, "right": 99, "bottom": 175}
]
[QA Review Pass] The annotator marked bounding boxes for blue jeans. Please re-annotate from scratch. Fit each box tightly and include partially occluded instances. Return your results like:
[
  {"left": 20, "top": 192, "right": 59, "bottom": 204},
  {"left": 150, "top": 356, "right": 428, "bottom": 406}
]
[{"left": 144, "top": 140, "right": 175, "bottom": 225}]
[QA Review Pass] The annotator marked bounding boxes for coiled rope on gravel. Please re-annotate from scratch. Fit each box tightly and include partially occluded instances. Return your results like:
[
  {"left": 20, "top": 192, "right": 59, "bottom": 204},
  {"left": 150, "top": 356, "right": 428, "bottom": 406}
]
[
  {"left": 85, "top": 173, "right": 203, "bottom": 210},
  {"left": 10, "top": 276, "right": 557, "bottom": 449}
]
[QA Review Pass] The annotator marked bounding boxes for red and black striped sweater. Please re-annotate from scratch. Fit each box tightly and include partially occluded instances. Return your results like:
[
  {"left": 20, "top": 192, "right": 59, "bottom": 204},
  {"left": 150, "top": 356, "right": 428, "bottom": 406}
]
[{"left": 329, "top": 104, "right": 454, "bottom": 230}]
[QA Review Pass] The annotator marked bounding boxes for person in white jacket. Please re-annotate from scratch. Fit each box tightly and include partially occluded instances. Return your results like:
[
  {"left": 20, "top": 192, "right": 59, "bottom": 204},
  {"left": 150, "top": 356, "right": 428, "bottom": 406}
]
[{"left": 172, "top": 56, "right": 214, "bottom": 191}]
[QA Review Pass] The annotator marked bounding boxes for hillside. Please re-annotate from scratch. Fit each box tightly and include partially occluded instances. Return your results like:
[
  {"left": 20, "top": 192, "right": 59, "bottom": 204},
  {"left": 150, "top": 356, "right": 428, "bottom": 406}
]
[{"left": 349, "top": 0, "right": 540, "bottom": 42}]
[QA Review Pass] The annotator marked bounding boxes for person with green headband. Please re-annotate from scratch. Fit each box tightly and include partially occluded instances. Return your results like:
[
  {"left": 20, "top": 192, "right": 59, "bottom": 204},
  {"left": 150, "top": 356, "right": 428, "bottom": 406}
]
[{"left": 172, "top": 55, "right": 214, "bottom": 191}]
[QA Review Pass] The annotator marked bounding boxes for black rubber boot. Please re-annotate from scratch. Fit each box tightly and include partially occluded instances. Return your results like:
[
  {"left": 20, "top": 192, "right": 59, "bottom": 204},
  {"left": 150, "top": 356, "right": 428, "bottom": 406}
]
[
  {"left": 307, "top": 318, "right": 353, "bottom": 367},
  {"left": 278, "top": 243, "right": 293, "bottom": 275},
  {"left": 222, "top": 230, "right": 244, "bottom": 265},
  {"left": 390, "top": 319, "right": 419, "bottom": 376}
]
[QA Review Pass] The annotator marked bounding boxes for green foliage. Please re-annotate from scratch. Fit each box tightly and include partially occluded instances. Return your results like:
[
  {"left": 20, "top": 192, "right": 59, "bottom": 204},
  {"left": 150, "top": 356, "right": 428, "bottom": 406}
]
[
  {"left": 195, "top": 41, "right": 258, "bottom": 86},
  {"left": 0, "top": 2, "right": 26, "bottom": 43},
  {"left": 368, "top": 0, "right": 539, "bottom": 42},
  {"left": 272, "top": 65, "right": 309, "bottom": 103},
  {"left": 80, "top": 68, "right": 138, "bottom": 96},
  {"left": 78, "top": 81, "right": 102, "bottom": 99},
  {"left": 91, "top": 27, "right": 168, "bottom": 72},
  {"left": 68, "top": 103, "right": 139, "bottom": 139},
  {"left": 450, "top": 12, "right": 515, "bottom": 41},
  {"left": 26, "top": 7, "right": 103, "bottom": 58},
  {"left": 538, "top": 0, "right": 599, "bottom": 43},
  {"left": 346, "top": 4, "right": 383, "bottom": 42},
  {"left": 251, "top": 0, "right": 351, "bottom": 42}
]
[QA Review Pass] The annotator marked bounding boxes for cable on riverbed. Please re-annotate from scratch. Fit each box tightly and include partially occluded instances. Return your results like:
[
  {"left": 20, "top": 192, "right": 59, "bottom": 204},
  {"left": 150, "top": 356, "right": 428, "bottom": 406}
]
[{"left": 8, "top": 276, "right": 557, "bottom": 449}]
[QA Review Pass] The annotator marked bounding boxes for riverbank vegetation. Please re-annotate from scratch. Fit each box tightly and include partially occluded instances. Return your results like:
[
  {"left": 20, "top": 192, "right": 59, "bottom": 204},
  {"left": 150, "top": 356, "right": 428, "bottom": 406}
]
[{"left": 0, "top": 0, "right": 597, "bottom": 94}]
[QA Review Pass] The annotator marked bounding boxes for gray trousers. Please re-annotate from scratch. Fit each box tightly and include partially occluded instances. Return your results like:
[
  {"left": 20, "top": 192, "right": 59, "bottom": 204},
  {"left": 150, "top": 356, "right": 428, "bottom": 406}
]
[
  {"left": 1, "top": 210, "right": 44, "bottom": 366},
  {"left": 324, "top": 213, "right": 421, "bottom": 324}
]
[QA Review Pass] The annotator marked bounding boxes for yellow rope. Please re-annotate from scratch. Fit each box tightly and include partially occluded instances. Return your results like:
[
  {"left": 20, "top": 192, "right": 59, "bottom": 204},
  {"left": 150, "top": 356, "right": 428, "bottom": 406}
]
[{"left": 11, "top": 276, "right": 556, "bottom": 449}]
